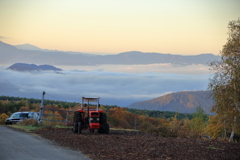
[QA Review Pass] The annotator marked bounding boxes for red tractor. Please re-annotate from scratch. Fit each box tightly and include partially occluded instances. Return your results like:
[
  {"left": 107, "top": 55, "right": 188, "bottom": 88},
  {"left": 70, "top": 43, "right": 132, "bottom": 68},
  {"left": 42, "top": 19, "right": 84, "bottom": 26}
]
[{"left": 72, "top": 97, "right": 109, "bottom": 134}]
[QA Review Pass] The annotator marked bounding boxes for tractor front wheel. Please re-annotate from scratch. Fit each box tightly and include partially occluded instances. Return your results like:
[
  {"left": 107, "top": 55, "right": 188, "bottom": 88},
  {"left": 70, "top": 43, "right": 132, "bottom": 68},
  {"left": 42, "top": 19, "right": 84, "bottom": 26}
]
[
  {"left": 105, "top": 123, "right": 110, "bottom": 134},
  {"left": 98, "top": 123, "right": 110, "bottom": 134},
  {"left": 78, "top": 122, "right": 82, "bottom": 134}
]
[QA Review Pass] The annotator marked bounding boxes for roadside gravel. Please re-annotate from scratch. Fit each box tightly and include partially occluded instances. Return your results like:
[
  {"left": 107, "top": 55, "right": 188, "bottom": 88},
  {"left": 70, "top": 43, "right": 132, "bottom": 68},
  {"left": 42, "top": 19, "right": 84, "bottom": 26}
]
[{"left": 0, "top": 126, "right": 91, "bottom": 160}]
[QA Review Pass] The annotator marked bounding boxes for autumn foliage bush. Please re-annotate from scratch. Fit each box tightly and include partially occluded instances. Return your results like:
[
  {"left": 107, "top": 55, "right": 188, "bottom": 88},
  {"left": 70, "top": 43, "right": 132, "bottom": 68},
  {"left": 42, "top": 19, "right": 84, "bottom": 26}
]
[
  {"left": 0, "top": 113, "right": 9, "bottom": 125},
  {"left": 41, "top": 109, "right": 63, "bottom": 128},
  {"left": 17, "top": 119, "right": 39, "bottom": 126}
]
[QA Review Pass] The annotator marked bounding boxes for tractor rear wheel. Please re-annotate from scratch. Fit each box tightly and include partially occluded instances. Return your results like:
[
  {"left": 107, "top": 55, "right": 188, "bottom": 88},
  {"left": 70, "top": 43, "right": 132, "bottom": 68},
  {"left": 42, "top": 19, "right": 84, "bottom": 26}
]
[
  {"left": 74, "top": 111, "right": 82, "bottom": 122},
  {"left": 73, "top": 122, "right": 78, "bottom": 133},
  {"left": 73, "top": 111, "right": 82, "bottom": 133}
]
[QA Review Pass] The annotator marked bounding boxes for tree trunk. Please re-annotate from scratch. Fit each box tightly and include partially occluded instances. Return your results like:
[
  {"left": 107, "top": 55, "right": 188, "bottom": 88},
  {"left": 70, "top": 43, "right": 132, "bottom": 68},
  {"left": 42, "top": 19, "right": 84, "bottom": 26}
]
[
  {"left": 229, "top": 76, "right": 238, "bottom": 142},
  {"left": 229, "top": 116, "right": 236, "bottom": 142}
]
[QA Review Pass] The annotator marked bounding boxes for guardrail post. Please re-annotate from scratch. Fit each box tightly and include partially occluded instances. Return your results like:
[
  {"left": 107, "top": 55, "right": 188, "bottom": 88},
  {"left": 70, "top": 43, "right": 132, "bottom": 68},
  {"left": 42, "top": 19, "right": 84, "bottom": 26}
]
[{"left": 66, "top": 111, "right": 68, "bottom": 123}]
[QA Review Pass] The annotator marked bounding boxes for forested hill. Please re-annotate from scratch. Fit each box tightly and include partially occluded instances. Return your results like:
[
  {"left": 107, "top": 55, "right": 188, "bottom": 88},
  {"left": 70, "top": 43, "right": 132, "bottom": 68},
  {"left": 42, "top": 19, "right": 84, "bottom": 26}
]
[
  {"left": 127, "top": 90, "right": 214, "bottom": 114},
  {"left": 7, "top": 63, "right": 63, "bottom": 72},
  {"left": 0, "top": 96, "right": 193, "bottom": 120},
  {"left": 0, "top": 96, "right": 79, "bottom": 110}
]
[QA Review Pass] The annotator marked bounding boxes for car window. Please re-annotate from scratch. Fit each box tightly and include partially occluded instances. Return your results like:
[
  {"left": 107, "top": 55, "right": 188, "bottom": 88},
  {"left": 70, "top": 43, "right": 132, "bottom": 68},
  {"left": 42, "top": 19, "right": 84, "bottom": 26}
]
[
  {"left": 32, "top": 113, "right": 35, "bottom": 118},
  {"left": 11, "top": 113, "right": 29, "bottom": 118},
  {"left": 28, "top": 113, "right": 32, "bottom": 118},
  {"left": 20, "top": 113, "right": 29, "bottom": 117},
  {"left": 35, "top": 113, "right": 39, "bottom": 118},
  {"left": 10, "top": 113, "right": 20, "bottom": 118}
]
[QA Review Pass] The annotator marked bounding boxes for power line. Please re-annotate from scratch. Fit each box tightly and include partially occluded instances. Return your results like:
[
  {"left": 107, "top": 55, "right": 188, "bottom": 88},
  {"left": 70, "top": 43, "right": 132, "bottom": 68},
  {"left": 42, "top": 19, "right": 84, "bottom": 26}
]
[{"left": 45, "top": 93, "right": 61, "bottom": 101}]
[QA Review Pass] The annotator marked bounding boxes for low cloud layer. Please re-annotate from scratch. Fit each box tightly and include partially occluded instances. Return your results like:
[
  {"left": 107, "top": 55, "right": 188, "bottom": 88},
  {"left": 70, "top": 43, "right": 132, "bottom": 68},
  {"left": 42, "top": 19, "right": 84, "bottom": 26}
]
[
  {"left": 0, "top": 65, "right": 211, "bottom": 107},
  {"left": 58, "top": 63, "right": 210, "bottom": 75}
]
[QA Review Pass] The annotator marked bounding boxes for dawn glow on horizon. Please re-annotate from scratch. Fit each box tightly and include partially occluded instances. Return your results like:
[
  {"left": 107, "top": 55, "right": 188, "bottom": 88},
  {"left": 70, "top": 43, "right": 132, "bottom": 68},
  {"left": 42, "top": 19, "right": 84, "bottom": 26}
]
[{"left": 0, "top": 0, "right": 239, "bottom": 55}]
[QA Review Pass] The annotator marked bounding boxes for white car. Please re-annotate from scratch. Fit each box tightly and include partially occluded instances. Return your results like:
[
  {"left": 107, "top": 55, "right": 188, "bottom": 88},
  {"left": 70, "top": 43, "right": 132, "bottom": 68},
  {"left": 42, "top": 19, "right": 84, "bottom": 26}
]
[{"left": 5, "top": 112, "right": 39, "bottom": 125}]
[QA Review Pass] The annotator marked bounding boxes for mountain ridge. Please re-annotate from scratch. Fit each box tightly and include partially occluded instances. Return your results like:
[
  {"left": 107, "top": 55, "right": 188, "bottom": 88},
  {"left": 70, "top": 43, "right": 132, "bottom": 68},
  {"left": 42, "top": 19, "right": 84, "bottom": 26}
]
[
  {"left": 127, "top": 90, "right": 214, "bottom": 114},
  {"left": 14, "top": 43, "right": 43, "bottom": 51},
  {"left": 0, "top": 41, "right": 220, "bottom": 66}
]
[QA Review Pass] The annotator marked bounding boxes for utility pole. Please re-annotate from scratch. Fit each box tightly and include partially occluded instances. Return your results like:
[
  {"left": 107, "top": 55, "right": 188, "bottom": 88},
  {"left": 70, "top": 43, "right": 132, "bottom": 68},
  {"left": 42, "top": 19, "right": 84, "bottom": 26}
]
[
  {"left": 134, "top": 117, "right": 136, "bottom": 131},
  {"left": 38, "top": 91, "right": 46, "bottom": 124}
]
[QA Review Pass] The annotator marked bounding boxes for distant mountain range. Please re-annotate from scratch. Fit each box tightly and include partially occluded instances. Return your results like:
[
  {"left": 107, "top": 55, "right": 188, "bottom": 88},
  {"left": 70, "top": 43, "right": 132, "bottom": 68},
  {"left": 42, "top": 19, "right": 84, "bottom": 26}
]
[
  {"left": 127, "top": 90, "right": 215, "bottom": 114},
  {"left": 7, "top": 63, "right": 63, "bottom": 72},
  {"left": 0, "top": 41, "right": 220, "bottom": 66},
  {"left": 14, "top": 43, "right": 44, "bottom": 51}
]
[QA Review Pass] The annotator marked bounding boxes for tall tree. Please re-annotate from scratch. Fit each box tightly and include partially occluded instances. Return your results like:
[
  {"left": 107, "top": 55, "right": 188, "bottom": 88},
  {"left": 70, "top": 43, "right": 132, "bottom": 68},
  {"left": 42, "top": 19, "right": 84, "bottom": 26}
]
[
  {"left": 190, "top": 106, "right": 208, "bottom": 137},
  {"left": 208, "top": 18, "right": 240, "bottom": 142}
]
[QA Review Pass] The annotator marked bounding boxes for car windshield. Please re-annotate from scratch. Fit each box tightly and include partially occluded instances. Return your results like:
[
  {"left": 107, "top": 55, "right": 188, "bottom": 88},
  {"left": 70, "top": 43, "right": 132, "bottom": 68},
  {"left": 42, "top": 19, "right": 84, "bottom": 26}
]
[{"left": 10, "top": 113, "right": 29, "bottom": 118}]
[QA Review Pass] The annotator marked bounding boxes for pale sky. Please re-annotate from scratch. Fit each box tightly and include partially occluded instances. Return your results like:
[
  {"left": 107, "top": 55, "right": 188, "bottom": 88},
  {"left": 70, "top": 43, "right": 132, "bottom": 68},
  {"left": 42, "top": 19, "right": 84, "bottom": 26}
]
[{"left": 0, "top": 0, "right": 239, "bottom": 55}]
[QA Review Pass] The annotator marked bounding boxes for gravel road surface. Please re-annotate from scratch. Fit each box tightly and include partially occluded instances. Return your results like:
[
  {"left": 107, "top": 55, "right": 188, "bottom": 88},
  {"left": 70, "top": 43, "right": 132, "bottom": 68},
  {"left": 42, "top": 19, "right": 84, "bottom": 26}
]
[{"left": 0, "top": 126, "right": 91, "bottom": 160}]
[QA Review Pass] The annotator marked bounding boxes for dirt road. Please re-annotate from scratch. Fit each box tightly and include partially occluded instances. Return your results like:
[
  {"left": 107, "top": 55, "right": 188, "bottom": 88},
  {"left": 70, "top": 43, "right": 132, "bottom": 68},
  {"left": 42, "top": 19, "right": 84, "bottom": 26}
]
[{"left": 0, "top": 126, "right": 91, "bottom": 160}]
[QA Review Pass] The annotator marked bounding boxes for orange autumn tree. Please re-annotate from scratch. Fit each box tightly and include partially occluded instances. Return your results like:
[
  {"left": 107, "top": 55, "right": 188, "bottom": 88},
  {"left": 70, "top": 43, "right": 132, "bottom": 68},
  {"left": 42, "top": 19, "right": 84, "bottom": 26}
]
[{"left": 107, "top": 107, "right": 134, "bottom": 128}]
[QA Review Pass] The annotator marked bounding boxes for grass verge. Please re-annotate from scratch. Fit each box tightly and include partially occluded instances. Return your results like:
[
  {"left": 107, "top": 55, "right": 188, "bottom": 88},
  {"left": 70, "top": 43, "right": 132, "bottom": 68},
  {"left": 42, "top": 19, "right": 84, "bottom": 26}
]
[
  {"left": 7, "top": 124, "right": 45, "bottom": 132},
  {"left": 7, "top": 119, "right": 72, "bottom": 133},
  {"left": 111, "top": 128, "right": 138, "bottom": 131}
]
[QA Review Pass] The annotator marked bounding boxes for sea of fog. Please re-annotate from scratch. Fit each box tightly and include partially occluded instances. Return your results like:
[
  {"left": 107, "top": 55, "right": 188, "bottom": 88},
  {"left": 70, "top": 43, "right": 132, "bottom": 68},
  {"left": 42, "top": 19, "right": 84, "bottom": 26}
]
[{"left": 0, "top": 64, "right": 212, "bottom": 107}]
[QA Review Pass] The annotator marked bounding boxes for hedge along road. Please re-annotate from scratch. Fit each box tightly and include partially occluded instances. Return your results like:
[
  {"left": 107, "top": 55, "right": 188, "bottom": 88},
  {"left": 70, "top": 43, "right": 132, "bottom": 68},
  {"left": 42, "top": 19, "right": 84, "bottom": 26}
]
[{"left": 0, "top": 126, "right": 91, "bottom": 160}]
